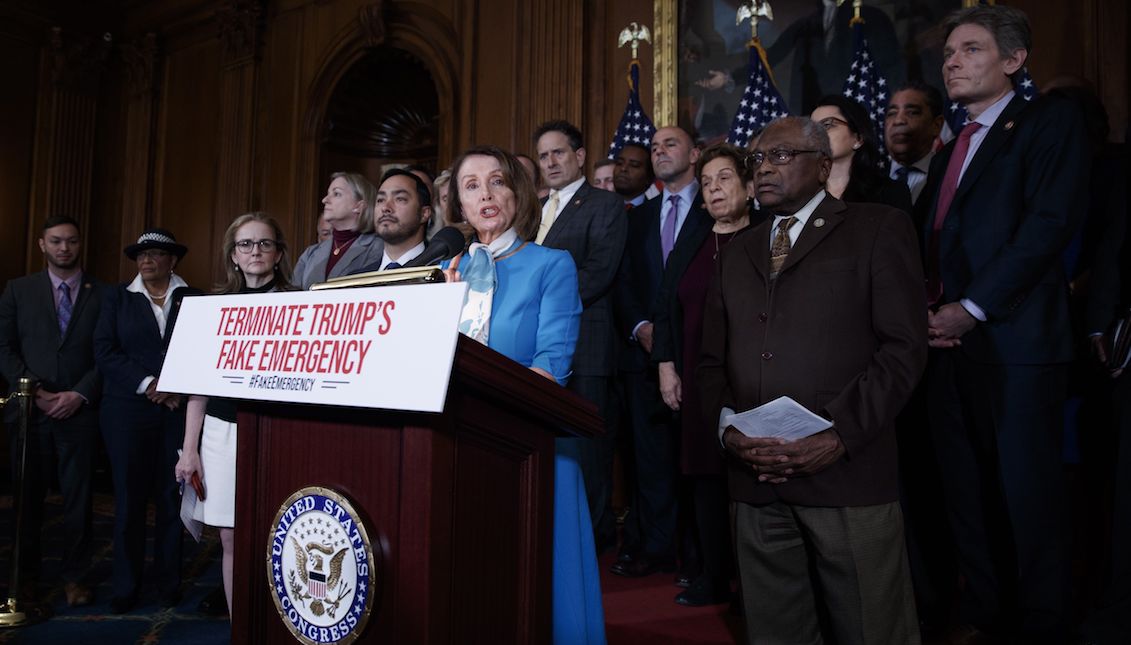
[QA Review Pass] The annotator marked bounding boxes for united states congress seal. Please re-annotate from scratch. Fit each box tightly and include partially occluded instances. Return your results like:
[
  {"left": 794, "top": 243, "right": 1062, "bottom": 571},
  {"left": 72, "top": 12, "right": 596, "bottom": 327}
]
[{"left": 267, "top": 487, "right": 376, "bottom": 645}]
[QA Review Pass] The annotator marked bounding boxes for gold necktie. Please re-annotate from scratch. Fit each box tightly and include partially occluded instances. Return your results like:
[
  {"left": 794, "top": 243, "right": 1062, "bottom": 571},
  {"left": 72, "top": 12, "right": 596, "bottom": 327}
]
[
  {"left": 536, "top": 191, "right": 561, "bottom": 244},
  {"left": 769, "top": 216, "right": 797, "bottom": 280}
]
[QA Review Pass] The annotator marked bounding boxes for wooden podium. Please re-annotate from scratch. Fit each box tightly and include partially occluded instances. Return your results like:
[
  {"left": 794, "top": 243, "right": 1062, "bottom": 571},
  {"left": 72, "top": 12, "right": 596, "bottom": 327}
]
[{"left": 230, "top": 335, "right": 601, "bottom": 644}]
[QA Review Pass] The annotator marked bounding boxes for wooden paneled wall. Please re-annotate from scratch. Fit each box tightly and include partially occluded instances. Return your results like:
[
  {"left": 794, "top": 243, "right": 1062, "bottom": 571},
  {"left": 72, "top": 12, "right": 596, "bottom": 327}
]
[{"left": 0, "top": 0, "right": 1126, "bottom": 293}]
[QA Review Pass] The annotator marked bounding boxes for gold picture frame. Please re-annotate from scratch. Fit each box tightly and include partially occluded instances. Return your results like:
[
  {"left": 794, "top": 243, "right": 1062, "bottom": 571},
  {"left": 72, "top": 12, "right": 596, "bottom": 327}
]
[{"left": 652, "top": 0, "right": 678, "bottom": 127}]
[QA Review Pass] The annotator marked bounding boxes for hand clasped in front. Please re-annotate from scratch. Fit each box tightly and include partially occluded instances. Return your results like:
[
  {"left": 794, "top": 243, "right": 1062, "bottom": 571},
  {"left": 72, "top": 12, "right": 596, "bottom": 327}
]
[{"left": 722, "top": 427, "right": 846, "bottom": 484}]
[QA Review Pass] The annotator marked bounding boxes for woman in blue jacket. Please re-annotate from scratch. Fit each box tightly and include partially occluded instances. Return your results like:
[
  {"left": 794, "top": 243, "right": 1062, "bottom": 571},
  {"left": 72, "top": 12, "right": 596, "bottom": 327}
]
[{"left": 442, "top": 145, "right": 603, "bottom": 644}]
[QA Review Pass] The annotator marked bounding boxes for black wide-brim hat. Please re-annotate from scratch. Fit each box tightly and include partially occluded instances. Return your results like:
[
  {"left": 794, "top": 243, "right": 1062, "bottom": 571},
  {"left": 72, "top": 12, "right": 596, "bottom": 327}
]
[{"left": 124, "top": 228, "right": 189, "bottom": 260}]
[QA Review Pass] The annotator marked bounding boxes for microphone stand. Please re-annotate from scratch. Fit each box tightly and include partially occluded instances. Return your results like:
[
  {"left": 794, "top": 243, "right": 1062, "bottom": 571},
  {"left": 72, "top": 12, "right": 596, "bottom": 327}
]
[{"left": 0, "top": 377, "right": 51, "bottom": 627}]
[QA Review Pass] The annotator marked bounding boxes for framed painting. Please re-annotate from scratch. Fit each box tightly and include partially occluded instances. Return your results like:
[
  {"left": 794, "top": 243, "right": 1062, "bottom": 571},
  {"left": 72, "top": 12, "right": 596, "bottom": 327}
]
[{"left": 654, "top": 0, "right": 972, "bottom": 142}]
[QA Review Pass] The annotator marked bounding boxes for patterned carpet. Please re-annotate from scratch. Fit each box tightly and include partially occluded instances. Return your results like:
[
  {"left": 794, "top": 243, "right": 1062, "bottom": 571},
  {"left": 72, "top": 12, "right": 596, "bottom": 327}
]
[{"left": 0, "top": 492, "right": 230, "bottom": 645}]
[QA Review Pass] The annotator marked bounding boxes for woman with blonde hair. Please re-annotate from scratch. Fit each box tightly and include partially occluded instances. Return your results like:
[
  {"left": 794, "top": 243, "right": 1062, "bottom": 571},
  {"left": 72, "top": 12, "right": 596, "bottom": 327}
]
[{"left": 292, "top": 172, "right": 383, "bottom": 288}]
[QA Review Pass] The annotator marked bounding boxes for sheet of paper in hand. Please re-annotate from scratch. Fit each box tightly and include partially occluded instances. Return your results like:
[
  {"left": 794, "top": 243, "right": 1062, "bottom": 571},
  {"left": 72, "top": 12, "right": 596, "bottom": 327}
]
[{"left": 725, "top": 396, "right": 833, "bottom": 442}]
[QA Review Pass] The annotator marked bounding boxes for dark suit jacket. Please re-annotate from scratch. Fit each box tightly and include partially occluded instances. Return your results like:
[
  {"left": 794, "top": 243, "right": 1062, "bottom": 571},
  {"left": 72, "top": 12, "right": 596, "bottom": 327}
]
[
  {"left": 698, "top": 196, "right": 927, "bottom": 507},
  {"left": 0, "top": 270, "right": 105, "bottom": 423},
  {"left": 918, "top": 94, "right": 1089, "bottom": 365},
  {"left": 614, "top": 190, "right": 710, "bottom": 372},
  {"left": 94, "top": 284, "right": 200, "bottom": 404},
  {"left": 540, "top": 182, "right": 628, "bottom": 377},
  {"left": 648, "top": 204, "right": 715, "bottom": 369},
  {"left": 1084, "top": 146, "right": 1130, "bottom": 335},
  {"left": 842, "top": 174, "right": 913, "bottom": 216}
]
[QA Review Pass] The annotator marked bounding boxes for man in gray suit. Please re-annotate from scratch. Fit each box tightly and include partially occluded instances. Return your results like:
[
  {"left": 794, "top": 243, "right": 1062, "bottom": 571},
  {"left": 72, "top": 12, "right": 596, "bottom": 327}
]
[
  {"left": 534, "top": 120, "right": 628, "bottom": 545},
  {"left": 0, "top": 215, "right": 105, "bottom": 607}
]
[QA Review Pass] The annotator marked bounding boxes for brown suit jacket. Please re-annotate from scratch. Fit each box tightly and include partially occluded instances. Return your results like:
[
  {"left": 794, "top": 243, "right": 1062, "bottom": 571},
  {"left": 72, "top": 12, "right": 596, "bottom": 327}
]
[{"left": 697, "top": 194, "right": 926, "bottom": 507}]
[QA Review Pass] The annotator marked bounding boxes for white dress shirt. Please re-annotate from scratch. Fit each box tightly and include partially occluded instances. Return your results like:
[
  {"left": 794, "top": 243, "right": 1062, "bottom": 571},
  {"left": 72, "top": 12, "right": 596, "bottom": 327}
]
[
  {"left": 542, "top": 176, "right": 587, "bottom": 223},
  {"left": 129, "top": 271, "right": 189, "bottom": 394},
  {"left": 380, "top": 241, "right": 425, "bottom": 270}
]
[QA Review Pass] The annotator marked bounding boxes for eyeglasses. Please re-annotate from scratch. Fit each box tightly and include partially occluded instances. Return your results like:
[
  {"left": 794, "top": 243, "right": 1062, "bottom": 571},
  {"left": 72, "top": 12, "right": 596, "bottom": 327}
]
[
  {"left": 748, "top": 149, "right": 821, "bottom": 167},
  {"left": 234, "top": 239, "right": 278, "bottom": 254},
  {"left": 818, "top": 117, "right": 849, "bottom": 131},
  {"left": 136, "top": 250, "right": 170, "bottom": 261}
]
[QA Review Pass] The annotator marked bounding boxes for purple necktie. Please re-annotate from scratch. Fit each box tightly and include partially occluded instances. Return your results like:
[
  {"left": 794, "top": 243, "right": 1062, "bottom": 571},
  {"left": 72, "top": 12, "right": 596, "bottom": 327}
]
[
  {"left": 58, "top": 282, "right": 73, "bottom": 335},
  {"left": 661, "top": 194, "right": 680, "bottom": 265}
]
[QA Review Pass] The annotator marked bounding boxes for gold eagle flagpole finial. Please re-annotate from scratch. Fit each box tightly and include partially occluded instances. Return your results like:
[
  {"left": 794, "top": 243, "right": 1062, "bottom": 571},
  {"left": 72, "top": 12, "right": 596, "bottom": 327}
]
[
  {"left": 736, "top": 0, "right": 774, "bottom": 46},
  {"left": 618, "top": 22, "right": 652, "bottom": 61}
]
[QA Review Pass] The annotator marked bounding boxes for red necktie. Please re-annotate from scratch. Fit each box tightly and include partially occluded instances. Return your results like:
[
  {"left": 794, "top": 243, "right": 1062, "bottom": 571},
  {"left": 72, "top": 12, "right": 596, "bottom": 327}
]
[{"left": 926, "top": 122, "right": 982, "bottom": 304}]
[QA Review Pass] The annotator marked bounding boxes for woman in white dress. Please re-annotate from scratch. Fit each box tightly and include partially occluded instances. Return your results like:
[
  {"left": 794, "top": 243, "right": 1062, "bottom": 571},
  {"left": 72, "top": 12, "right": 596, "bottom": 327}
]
[{"left": 173, "top": 212, "right": 295, "bottom": 614}]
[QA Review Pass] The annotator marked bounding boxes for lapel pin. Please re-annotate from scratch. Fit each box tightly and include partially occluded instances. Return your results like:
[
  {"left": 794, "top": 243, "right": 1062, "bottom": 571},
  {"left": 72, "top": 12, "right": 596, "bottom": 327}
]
[
  {"left": 1004, "top": 120, "right": 1015, "bottom": 131},
  {"left": 813, "top": 218, "right": 825, "bottom": 228},
  {"left": 573, "top": 199, "right": 582, "bottom": 206}
]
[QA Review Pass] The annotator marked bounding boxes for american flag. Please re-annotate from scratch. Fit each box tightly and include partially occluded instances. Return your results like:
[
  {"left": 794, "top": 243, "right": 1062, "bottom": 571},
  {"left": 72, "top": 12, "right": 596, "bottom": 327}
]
[
  {"left": 607, "top": 60, "right": 657, "bottom": 159},
  {"left": 842, "top": 20, "right": 889, "bottom": 157},
  {"left": 725, "top": 41, "right": 789, "bottom": 148},
  {"left": 943, "top": 66, "right": 1037, "bottom": 140}
]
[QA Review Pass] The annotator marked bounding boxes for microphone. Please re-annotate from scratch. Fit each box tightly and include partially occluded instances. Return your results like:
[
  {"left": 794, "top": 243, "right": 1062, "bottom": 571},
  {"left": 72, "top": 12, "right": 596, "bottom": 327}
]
[{"left": 402, "top": 226, "right": 468, "bottom": 268}]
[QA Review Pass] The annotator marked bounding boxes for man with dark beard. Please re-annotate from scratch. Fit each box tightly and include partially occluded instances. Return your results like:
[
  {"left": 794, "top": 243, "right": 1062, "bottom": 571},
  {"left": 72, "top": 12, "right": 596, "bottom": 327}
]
[{"left": 363, "top": 169, "right": 434, "bottom": 271}]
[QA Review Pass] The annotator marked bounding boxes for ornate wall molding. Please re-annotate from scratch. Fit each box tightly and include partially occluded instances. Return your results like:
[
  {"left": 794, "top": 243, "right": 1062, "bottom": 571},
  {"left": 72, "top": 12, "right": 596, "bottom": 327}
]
[
  {"left": 120, "top": 32, "right": 159, "bottom": 97},
  {"left": 217, "top": 0, "right": 263, "bottom": 67},
  {"left": 212, "top": 0, "right": 263, "bottom": 224},
  {"left": 358, "top": 1, "right": 386, "bottom": 48},
  {"left": 26, "top": 26, "right": 111, "bottom": 256},
  {"left": 296, "top": 2, "right": 459, "bottom": 241},
  {"left": 47, "top": 26, "right": 112, "bottom": 95},
  {"left": 118, "top": 33, "right": 162, "bottom": 275}
]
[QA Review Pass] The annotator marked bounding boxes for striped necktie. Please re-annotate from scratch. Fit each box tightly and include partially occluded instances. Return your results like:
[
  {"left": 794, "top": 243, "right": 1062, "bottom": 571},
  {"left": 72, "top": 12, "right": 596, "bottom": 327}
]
[{"left": 769, "top": 216, "right": 797, "bottom": 281}]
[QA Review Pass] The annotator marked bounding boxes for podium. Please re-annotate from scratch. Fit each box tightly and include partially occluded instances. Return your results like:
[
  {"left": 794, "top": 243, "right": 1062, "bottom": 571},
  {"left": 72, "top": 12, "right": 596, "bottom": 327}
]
[{"left": 229, "top": 335, "right": 601, "bottom": 644}]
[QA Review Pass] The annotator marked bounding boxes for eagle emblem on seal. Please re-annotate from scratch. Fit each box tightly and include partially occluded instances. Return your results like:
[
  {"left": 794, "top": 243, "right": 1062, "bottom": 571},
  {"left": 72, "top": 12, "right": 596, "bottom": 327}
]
[{"left": 290, "top": 538, "right": 351, "bottom": 617}]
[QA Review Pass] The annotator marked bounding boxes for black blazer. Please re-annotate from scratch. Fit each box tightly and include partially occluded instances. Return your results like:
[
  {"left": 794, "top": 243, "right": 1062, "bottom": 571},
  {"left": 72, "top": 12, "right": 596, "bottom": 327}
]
[
  {"left": 648, "top": 205, "right": 715, "bottom": 369},
  {"left": 0, "top": 270, "right": 105, "bottom": 422},
  {"left": 842, "top": 174, "right": 913, "bottom": 216},
  {"left": 94, "top": 283, "right": 200, "bottom": 403},
  {"left": 917, "top": 94, "right": 1089, "bottom": 364},
  {"left": 540, "top": 181, "right": 628, "bottom": 377},
  {"left": 1085, "top": 146, "right": 1131, "bottom": 334},
  {"left": 613, "top": 190, "right": 709, "bottom": 372}
]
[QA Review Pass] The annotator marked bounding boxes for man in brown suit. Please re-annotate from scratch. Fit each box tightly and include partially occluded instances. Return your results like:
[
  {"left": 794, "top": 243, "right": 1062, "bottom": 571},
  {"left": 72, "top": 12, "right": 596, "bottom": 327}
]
[{"left": 698, "top": 117, "right": 927, "bottom": 644}]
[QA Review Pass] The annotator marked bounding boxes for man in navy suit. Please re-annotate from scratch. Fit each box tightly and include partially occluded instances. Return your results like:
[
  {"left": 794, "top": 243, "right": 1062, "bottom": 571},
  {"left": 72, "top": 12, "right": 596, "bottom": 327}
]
[
  {"left": 534, "top": 120, "right": 628, "bottom": 547},
  {"left": 0, "top": 215, "right": 105, "bottom": 607},
  {"left": 612, "top": 126, "right": 710, "bottom": 576},
  {"left": 919, "top": 5, "right": 1088, "bottom": 641}
]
